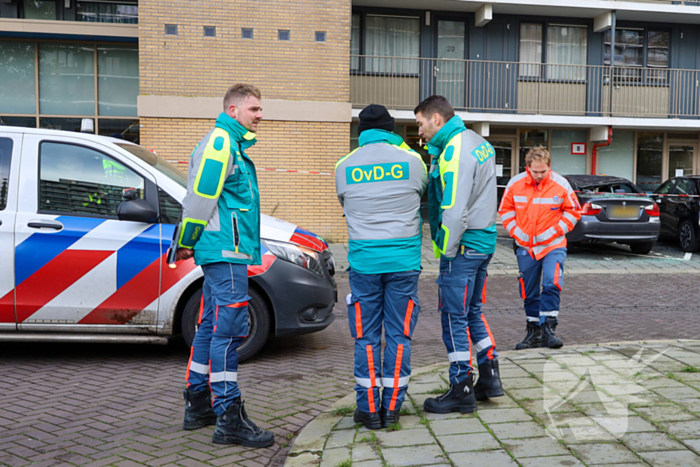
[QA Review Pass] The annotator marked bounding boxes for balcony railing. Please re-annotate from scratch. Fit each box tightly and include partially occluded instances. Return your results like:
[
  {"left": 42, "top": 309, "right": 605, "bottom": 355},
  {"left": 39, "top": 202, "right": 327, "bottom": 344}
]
[{"left": 350, "top": 55, "right": 700, "bottom": 118}]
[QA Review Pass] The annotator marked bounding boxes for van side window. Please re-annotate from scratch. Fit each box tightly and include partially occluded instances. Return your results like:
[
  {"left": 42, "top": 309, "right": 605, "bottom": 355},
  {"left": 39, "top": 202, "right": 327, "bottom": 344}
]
[
  {"left": 158, "top": 187, "right": 182, "bottom": 225},
  {"left": 0, "top": 138, "right": 12, "bottom": 211},
  {"left": 39, "top": 142, "right": 145, "bottom": 218}
]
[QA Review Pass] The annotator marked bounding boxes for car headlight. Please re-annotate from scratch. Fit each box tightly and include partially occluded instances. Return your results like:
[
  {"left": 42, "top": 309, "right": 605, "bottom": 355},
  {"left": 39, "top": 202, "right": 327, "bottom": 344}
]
[{"left": 263, "top": 239, "right": 325, "bottom": 276}]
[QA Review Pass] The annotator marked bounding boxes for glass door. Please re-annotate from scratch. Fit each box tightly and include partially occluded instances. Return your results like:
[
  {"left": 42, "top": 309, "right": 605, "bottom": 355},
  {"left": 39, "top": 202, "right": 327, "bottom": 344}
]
[
  {"left": 667, "top": 143, "right": 697, "bottom": 180},
  {"left": 436, "top": 20, "right": 467, "bottom": 109},
  {"left": 488, "top": 137, "right": 516, "bottom": 206}
]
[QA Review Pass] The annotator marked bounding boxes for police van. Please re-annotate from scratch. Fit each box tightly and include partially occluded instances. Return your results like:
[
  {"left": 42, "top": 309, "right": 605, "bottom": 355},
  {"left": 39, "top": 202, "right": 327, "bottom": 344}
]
[{"left": 0, "top": 127, "right": 337, "bottom": 361}]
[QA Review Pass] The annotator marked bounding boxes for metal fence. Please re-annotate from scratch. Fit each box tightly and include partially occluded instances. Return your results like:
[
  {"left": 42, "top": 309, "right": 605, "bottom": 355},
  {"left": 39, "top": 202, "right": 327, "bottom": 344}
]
[{"left": 350, "top": 55, "right": 700, "bottom": 118}]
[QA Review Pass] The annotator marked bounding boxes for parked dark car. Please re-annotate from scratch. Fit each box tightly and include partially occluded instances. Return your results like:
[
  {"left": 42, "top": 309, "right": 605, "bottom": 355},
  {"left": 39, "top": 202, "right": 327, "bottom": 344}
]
[
  {"left": 564, "top": 175, "right": 660, "bottom": 254},
  {"left": 652, "top": 176, "right": 700, "bottom": 252}
]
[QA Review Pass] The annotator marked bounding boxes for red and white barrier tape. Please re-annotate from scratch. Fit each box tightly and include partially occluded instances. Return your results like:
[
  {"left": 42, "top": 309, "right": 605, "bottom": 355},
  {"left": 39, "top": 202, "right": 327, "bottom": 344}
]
[{"left": 175, "top": 160, "right": 334, "bottom": 176}]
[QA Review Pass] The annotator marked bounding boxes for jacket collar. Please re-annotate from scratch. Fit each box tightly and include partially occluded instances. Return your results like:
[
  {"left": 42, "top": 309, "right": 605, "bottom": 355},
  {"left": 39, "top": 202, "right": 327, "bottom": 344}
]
[
  {"left": 426, "top": 115, "right": 466, "bottom": 156},
  {"left": 358, "top": 129, "right": 405, "bottom": 148},
  {"left": 525, "top": 166, "right": 551, "bottom": 187},
  {"left": 215, "top": 112, "right": 257, "bottom": 151}
]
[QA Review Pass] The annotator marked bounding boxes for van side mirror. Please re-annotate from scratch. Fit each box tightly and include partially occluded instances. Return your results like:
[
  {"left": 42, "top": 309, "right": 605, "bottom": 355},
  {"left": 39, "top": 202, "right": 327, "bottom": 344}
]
[{"left": 118, "top": 198, "right": 158, "bottom": 223}]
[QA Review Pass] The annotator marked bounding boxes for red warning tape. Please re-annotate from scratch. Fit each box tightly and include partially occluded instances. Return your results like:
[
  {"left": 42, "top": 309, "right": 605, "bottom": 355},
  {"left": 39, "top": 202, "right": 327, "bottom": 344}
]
[{"left": 175, "top": 160, "right": 335, "bottom": 175}]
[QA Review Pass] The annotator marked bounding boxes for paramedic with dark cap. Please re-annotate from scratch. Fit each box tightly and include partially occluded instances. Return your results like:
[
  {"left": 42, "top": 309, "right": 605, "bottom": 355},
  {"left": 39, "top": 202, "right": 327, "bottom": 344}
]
[{"left": 336, "top": 104, "right": 428, "bottom": 429}]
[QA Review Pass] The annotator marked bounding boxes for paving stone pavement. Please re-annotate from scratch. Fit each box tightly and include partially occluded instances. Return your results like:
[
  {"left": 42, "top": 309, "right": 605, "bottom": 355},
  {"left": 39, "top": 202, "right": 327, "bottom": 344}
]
[
  {"left": 2, "top": 269, "right": 700, "bottom": 467},
  {"left": 287, "top": 341, "right": 700, "bottom": 467}
]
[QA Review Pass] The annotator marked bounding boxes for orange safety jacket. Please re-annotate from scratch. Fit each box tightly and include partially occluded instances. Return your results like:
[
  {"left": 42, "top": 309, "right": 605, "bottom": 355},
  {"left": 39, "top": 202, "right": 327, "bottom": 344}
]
[{"left": 499, "top": 168, "right": 581, "bottom": 260}]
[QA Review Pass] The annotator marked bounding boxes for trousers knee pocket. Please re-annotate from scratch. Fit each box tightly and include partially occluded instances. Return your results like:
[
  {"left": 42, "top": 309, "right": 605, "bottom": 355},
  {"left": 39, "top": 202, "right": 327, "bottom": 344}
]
[{"left": 214, "top": 303, "right": 249, "bottom": 337}]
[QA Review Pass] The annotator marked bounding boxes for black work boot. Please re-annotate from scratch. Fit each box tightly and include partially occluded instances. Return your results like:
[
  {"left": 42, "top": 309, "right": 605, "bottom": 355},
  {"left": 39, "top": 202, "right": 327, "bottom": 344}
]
[
  {"left": 354, "top": 408, "right": 382, "bottom": 430},
  {"left": 541, "top": 317, "right": 563, "bottom": 349},
  {"left": 183, "top": 388, "right": 217, "bottom": 430},
  {"left": 212, "top": 398, "right": 275, "bottom": 447},
  {"left": 380, "top": 407, "right": 401, "bottom": 428},
  {"left": 474, "top": 359, "right": 505, "bottom": 401},
  {"left": 515, "top": 322, "right": 542, "bottom": 350},
  {"left": 423, "top": 375, "right": 477, "bottom": 414}
]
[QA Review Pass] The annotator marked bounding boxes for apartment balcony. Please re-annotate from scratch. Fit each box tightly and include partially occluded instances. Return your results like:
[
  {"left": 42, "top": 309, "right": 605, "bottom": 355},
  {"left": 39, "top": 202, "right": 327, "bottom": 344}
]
[{"left": 350, "top": 55, "right": 700, "bottom": 120}]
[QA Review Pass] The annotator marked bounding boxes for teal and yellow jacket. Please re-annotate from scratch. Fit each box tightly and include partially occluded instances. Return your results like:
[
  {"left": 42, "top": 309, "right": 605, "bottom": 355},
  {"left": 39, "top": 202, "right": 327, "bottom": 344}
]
[
  {"left": 427, "top": 116, "right": 498, "bottom": 259},
  {"left": 179, "top": 112, "right": 262, "bottom": 266},
  {"left": 335, "top": 129, "right": 427, "bottom": 274}
]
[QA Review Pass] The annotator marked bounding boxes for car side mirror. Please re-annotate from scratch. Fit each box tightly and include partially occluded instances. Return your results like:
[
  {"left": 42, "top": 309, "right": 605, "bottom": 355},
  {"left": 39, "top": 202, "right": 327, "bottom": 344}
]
[{"left": 118, "top": 198, "right": 158, "bottom": 223}]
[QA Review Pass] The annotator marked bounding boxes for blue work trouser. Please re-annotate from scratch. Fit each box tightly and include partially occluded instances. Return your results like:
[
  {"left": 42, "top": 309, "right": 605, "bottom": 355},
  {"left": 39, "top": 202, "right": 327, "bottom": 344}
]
[
  {"left": 516, "top": 247, "right": 566, "bottom": 324},
  {"left": 186, "top": 262, "right": 250, "bottom": 415},
  {"left": 347, "top": 270, "right": 420, "bottom": 414},
  {"left": 437, "top": 249, "right": 498, "bottom": 385}
]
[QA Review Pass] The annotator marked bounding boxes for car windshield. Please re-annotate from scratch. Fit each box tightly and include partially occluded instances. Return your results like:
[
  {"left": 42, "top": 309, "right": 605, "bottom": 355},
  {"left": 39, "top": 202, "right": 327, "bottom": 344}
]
[{"left": 116, "top": 143, "right": 187, "bottom": 188}]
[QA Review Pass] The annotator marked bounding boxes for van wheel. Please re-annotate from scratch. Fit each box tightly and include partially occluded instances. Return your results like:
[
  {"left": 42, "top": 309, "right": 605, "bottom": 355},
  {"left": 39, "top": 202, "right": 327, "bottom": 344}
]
[
  {"left": 629, "top": 242, "right": 653, "bottom": 255},
  {"left": 181, "top": 287, "right": 271, "bottom": 363}
]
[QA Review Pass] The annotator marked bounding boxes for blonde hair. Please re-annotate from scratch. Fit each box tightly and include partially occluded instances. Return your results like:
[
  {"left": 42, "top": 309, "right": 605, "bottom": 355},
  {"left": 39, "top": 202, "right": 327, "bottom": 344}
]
[
  {"left": 525, "top": 146, "right": 551, "bottom": 167},
  {"left": 223, "top": 83, "right": 261, "bottom": 111}
]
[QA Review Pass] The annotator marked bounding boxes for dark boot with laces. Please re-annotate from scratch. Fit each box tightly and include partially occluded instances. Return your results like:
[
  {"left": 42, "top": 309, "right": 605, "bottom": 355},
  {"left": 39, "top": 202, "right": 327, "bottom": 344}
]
[
  {"left": 515, "top": 321, "right": 542, "bottom": 350},
  {"left": 183, "top": 388, "right": 217, "bottom": 430},
  {"left": 380, "top": 407, "right": 401, "bottom": 428},
  {"left": 423, "top": 375, "right": 477, "bottom": 414},
  {"left": 212, "top": 398, "right": 275, "bottom": 447},
  {"left": 474, "top": 359, "right": 504, "bottom": 401},
  {"left": 541, "top": 316, "right": 563, "bottom": 349}
]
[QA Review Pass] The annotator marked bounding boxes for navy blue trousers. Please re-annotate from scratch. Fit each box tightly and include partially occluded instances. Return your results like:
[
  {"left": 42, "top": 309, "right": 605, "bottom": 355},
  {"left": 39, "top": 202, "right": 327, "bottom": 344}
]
[
  {"left": 515, "top": 247, "right": 566, "bottom": 324},
  {"left": 347, "top": 270, "right": 420, "bottom": 414},
  {"left": 437, "top": 249, "right": 498, "bottom": 385},
  {"left": 186, "top": 262, "right": 250, "bottom": 415}
]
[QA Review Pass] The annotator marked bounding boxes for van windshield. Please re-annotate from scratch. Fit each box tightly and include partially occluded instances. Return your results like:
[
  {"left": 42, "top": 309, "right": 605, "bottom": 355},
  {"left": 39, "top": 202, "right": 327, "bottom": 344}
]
[{"left": 116, "top": 143, "right": 187, "bottom": 188}]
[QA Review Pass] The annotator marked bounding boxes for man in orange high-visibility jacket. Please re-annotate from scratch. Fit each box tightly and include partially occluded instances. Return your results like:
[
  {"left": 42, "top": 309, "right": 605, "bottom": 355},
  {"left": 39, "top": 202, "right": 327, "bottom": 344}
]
[{"left": 498, "top": 147, "right": 581, "bottom": 350}]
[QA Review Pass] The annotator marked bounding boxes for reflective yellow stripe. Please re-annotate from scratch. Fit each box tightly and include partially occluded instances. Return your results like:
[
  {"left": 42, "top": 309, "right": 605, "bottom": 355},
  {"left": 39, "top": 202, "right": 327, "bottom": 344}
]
[
  {"left": 439, "top": 134, "right": 462, "bottom": 210},
  {"left": 194, "top": 128, "right": 230, "bottom": 200}
]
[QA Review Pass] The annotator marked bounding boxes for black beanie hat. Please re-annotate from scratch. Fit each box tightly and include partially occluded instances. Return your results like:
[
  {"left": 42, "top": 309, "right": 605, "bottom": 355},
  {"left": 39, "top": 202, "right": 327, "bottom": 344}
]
[{"left": 357, "top": 104, "right": 395, "bottom": 135}]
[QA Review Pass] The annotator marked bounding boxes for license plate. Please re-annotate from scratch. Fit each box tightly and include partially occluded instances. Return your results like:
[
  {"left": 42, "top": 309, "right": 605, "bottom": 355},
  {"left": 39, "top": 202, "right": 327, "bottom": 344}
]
[{"left": 609, "top": 206, "right": 640, "bottom": 219}]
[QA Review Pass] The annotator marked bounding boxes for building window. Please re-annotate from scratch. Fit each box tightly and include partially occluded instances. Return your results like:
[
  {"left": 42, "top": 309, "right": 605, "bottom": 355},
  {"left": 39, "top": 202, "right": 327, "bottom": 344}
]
[
  {"left": 22, "top": 0, "right": 56, "bottom": 20},
  {"left": 604, "top": 28, "right": 669, "bottom": 81},
  {"left": 241, "top": 28, "right": 253, "bottom": 39},
  {"left": 351, "top": 13, "right": 361, "bottom": 70},
  {"left": 0, "top": 39, "right": 140, "bottom": 143},
  {"left": 165, "top": 24, "right": 178, "bottom": 36},
  {"left": 519, "top": 23, "right": 587, "bottom": 80},
  {"left": 204, "top": 26, "right": 216, "bottom": 37},
  {"left": 636, "top": 132, "right": 663, "bottom": 191},
  {"left": 315, "top": 31, "right": 326, "bottom": 43},
  {"left": 278, "top": 29, "right": 290, "bottom": 41},
  {"left": 76, "top": 2, "right": 138, "bottom": 24},
  {"left": 354, "top": 14, "right": 420, "bottom": 74}
]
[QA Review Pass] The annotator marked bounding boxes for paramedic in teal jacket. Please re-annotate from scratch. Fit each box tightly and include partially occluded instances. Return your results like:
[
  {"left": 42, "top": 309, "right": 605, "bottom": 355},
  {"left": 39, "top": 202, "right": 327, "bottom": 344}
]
[
  {"left": 414, "top": 95, "right": 504, "bottom": 415},
  {"left": 177, "top": 84, "right": 273, "bottom": 448},
  {"left": 336, "top": 105, "right": 428, "bottom": 429}
]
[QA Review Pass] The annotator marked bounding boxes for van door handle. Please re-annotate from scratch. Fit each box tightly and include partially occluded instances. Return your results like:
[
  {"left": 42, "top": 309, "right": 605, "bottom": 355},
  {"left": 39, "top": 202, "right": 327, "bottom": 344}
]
[{"left": 28, "top": 220, "right": 64, "bottom": 230}]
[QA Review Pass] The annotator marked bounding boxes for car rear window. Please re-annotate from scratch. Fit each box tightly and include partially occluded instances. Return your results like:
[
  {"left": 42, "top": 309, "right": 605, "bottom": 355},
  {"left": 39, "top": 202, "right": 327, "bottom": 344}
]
[{"left": 578, "top": 183, "right": 640, "bottom": 194}]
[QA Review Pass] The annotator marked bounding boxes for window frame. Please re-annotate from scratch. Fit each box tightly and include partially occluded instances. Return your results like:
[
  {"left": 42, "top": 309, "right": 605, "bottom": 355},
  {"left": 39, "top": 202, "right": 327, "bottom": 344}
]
[
  {"left": 36, "top": 139, "right": 159, "bottom": 221},
  {"left": 603, "top": 26, "right": 671, "bottom": 86},
  {"left": 350, "top": 10, "right": 422, "bottom": 78},
  {"left": 517, "top": 21, "right": 589, "bottom": 84}
]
